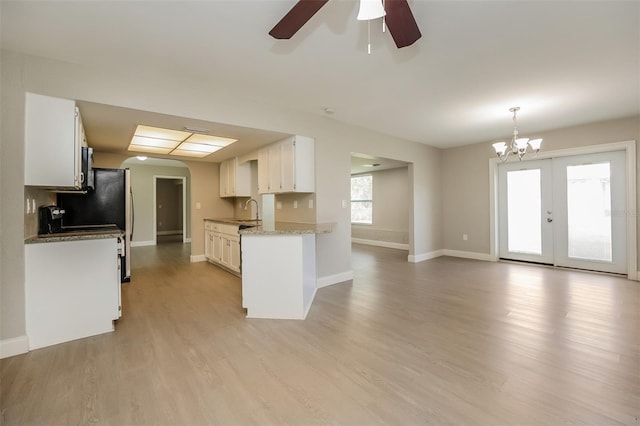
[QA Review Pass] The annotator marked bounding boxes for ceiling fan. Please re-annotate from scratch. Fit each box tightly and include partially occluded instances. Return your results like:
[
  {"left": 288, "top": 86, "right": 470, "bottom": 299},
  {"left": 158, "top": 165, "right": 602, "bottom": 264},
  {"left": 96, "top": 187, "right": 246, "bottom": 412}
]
[{"left": 269, "top": 0, "right": 422, "bottom": 49}]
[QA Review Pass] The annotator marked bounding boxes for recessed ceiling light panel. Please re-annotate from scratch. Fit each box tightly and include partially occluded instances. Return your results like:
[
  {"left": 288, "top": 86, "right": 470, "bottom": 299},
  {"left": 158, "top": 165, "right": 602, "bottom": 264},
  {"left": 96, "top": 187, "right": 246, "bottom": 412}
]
[{"left": 128, "top": 124, "right": 237, "bottom": 159}]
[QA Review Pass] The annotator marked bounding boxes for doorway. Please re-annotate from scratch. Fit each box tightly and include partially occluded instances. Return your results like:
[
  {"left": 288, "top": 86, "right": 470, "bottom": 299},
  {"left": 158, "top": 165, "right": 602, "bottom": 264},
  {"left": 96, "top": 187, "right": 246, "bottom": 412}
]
[
  {"left": 154, "top": 176, "right": 187, "bottom": 245},
  {"left": 498, "top": 150, "right": 628, "bottom": 274}
]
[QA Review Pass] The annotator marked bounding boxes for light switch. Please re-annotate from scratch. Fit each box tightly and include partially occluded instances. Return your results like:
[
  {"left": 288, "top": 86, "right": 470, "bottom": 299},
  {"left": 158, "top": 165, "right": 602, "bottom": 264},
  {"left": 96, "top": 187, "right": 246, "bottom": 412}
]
[
  {"left": 196, "top": 202, "right": 201, "bottom": 209},
  {"left": 293, "top": 200, "right": 298, "bottom": 209},
  {"left": 158, "top": 204, "right": 162, "bottom": 209},
  {"left": 463, "top": 234, "right": 468, "bottom": 241},
  {"left": 277, "top": 201, "right": 282, "bottom": 209},
  {"left": 309, "top": 199, "right": 314, "bottom": 209},
  {"left": 26, "top": 199, "right": 30, "bottom": 214},
  {"left": 341, "top": 200, "right": 347, "bottom": 209}
]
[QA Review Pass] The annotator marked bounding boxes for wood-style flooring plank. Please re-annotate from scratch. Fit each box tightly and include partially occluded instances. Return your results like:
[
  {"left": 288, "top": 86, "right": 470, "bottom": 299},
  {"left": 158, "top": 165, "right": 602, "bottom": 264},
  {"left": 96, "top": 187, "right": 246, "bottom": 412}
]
[{"left": 1, "top": 242, "right": 638, "bottom": 425}]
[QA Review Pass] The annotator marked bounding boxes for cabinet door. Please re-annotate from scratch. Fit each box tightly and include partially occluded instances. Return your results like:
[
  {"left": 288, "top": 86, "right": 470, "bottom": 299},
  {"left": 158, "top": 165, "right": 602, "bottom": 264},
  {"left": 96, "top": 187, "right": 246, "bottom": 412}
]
[
  {"left": 229, "top": 237, "right": 241, "bottom": 272},
  {"left": 213, "top": 233, "right": 222, "bottom": 261},
  {"left": 268, "top": 143, "right": 283, "bottom": 193},
  {"left": 25, "top": 93, "right": 81, "bottom": 188},
  {"left": 281, "top": 138, "right": 296, "bottom": 192},
  {"left": 258, "top": 148, "right": 270, "bottom": 194},
  {"left": 204, "top": 230, "right": 212, "bottom": 260},
  {"left": 221, "top": 236, "right": 231, "bottom": 267},
  {"left": 219, "top": 160, "right": 229, "bottom": 197}
]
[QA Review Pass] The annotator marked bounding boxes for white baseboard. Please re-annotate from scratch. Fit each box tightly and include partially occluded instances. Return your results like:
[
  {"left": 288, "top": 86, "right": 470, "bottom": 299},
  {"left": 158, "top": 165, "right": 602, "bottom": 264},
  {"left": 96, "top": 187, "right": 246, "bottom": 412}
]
[
  {"left": 317, "top": 270, "right": 354, "bottom": 288},
  {"left": 442, "top": 249, "right": 494, "bottom": 262},
  {"left": 352, "top": 238, "right": 409, "bottom": 251},
  {"left": 0, "top": 335, "right": 29, "bottom": 359},
  {"left": 131, "top": 240, "right": 155, "bottom": 247},
  {"left": 157, "top": 230, "right": 183, "bottom": 236},
  {"left": 408, "top": 250, "right": 444, "bottom": 263},
  {"left": 190, "top": 254, "right": 206, "bottom": 263}
]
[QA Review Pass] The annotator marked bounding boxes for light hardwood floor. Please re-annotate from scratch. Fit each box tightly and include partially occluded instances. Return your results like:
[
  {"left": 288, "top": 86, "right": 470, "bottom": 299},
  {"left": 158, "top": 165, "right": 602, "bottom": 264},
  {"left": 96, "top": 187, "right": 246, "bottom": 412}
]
[{"left": 2, "top": 242, "right": 639, "bottom": 425}]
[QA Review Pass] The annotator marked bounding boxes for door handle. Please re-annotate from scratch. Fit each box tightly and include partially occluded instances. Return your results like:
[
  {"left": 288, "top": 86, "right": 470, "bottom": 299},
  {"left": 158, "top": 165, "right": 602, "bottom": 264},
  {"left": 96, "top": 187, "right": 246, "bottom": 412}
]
[{"left": 547, "top": 217, "right": 553, "bottom": 223}]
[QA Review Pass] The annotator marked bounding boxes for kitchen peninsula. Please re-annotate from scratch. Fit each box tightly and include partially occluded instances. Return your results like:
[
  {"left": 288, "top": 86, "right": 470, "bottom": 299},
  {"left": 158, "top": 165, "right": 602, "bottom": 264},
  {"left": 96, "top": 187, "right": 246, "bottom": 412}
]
[{"left": 240, "top": 222, "right": 333, "bottom": 320}]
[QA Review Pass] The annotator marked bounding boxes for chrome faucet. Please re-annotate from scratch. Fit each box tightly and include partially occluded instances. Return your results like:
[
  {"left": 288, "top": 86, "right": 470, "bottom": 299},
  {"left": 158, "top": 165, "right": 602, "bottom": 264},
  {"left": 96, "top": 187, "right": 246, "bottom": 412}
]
[{"left": 243, "top": 198, "right": 259, "bottom": 221}]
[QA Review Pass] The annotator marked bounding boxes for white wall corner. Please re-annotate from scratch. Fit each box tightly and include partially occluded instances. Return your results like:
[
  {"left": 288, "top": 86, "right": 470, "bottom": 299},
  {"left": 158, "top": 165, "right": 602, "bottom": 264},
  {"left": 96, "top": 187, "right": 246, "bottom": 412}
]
[
  {"left": 190, "top": 254, "right": 206, "bottom": 263},
  {"left": 351, "top": 238, "right": 409, "bottom": 251},
  {"left": 408, "top": 249, "right": 444, "bottom": 263},
  {"left": 317, "top": 270, "right": 354, "bottom": 288},
  {"left": 442, "top": 249, "right": 495, "bottom": 262},
  {"left": 0, "top": 335, "right": 29, "bottom": 359}
]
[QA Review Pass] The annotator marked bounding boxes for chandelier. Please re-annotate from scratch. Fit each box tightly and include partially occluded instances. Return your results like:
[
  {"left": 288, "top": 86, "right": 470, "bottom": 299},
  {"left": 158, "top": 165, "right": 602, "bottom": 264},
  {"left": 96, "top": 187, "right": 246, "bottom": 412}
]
[{"left": 492, "top": 107, "right": 542, "bottom": 161}]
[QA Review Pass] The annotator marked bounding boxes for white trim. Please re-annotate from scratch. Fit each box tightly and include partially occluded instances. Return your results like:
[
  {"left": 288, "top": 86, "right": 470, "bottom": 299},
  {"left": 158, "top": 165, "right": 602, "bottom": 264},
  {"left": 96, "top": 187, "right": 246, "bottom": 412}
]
[
  {"left": 131, "top": 240, "right": 155, "bottom": 247},
  {"left": 302, "top": 287, "right": 317, "bottom": 319},
  {"left": 490, "top": 140, "right": 637, "bottom": 280},
  {"left": 153, "top": 175, "right": 188, "bottom": 245},
  {"left": 351, "top": 238, "right": 409, "bottom": 250},
  {"left": 317, "top": 270, "right": 354, "bottom": 288},
  {"left": 442, "top": 249, "right": 494, "bottom": 262},
  {"left": 0, "top": 335, "right": 29, "bottom": 359},
  {"left": 190, "top": 254, "right": 206, "bottom": 263},
  {"left": 408, "top": 249, "right": 444, "bottom": 263},
  {"left": 157, "top": 230, "right": 184, "bottom": 236}
]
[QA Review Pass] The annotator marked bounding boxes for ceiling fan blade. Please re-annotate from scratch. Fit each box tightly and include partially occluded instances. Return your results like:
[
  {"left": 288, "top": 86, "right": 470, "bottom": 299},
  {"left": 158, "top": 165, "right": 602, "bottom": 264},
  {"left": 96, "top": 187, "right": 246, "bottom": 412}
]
[
  {"left": 269, "top": 0, "right": 330, "bottom": 39},
  {"left": 385, "top": 0, "right": 422, "bottom": 48}
]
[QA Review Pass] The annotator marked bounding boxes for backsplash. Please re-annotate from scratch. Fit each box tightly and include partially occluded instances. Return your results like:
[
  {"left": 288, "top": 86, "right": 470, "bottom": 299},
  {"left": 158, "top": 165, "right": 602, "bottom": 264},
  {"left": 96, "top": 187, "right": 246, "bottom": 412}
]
[
  {"left": 24, "top": 186, "right": 56, "bottom": 238},
  {"left": 232, "top": 193, "right": 316, "bottom": 223}
]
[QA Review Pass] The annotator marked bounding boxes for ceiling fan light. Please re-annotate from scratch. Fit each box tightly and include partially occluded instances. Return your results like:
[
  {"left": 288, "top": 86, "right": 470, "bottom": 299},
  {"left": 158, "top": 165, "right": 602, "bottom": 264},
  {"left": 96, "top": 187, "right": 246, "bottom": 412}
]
[{"left": 357, "top": 0, "right": 386, "bottom": 21}]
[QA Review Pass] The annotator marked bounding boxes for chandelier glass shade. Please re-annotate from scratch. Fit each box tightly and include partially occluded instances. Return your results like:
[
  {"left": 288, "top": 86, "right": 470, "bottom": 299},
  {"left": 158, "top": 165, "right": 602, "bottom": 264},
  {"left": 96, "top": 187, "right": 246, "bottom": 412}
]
[{"left": 492, "top": 107, "right": 542, "bottom": 161}]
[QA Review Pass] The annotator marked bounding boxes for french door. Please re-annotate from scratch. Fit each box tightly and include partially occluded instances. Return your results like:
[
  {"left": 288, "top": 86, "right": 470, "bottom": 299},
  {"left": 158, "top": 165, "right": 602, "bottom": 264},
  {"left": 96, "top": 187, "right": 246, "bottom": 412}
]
[{"left": 498, "top": 151, "right": 627, "bottom": 274}]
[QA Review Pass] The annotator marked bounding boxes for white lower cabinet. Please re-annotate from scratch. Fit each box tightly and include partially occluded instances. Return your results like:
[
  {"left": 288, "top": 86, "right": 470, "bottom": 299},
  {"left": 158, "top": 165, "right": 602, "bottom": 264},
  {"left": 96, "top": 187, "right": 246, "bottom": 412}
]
[
  {"left": 25, "top": 238, "right": 121, "bottom": 350},
  {"left": 204, "top": 221, "right": 241, "bottom": 274}
]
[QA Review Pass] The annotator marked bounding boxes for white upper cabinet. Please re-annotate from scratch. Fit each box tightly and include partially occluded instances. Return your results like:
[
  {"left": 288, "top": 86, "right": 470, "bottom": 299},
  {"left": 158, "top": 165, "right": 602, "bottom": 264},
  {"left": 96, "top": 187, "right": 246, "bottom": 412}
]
[
  {"left": 258, "top": 135, "right": 314, "bottom": 194},
  {"left": 219, "top": 157, "right": 251, "bottom": 198},
  {"left": 24, "top": 92, "right": 86, "bottom": 188}
]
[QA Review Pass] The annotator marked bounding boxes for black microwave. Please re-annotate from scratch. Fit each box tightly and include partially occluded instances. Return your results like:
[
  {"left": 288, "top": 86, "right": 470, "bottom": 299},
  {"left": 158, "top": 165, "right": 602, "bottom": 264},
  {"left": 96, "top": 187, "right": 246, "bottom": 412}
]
[{"left": 81, "top": 146, "right": 94, "bottom": 191}]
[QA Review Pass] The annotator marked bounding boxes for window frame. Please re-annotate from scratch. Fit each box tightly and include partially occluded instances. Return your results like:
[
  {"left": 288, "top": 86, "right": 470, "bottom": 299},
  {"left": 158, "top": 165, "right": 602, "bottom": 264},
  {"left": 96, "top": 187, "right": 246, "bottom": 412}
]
[{"left": 350, "top": 174, "right": 373, "bottom": 225}]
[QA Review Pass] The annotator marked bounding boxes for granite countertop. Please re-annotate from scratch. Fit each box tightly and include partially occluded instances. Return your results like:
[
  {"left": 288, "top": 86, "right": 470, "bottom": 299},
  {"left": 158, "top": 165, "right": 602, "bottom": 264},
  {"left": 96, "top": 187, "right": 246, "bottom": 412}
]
[
  {"left": 25, "top": 228, "right": 124, "bottom": 244},
  {"left": 204, "top": 218, "right": 262, "bottom": 226},
  {"left": 239, "top": 221, "right": 334, "bottom": 235}
]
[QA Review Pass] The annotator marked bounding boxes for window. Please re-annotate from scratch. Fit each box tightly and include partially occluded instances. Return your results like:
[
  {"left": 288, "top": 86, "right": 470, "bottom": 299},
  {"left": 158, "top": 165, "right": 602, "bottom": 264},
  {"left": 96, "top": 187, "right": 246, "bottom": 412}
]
[{"left": 351, "top": 175, "right": 372, "bottom": 224}]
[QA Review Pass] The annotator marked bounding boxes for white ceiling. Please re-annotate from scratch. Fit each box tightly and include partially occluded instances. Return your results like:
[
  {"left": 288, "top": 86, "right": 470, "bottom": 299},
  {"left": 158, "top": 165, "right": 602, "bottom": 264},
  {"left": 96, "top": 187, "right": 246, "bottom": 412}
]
[{"left": 2, "top": 1, "right": 638, "bottom": 162}]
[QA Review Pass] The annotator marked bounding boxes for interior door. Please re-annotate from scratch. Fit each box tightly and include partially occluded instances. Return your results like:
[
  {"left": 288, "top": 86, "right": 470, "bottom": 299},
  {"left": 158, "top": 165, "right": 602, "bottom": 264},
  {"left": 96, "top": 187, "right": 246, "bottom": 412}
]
[
  {"left": 553, "top": 151, "right": 627, "bottom": 274},
  {"left": 498, "top": 159, "right": 554, "bottom": 264}
]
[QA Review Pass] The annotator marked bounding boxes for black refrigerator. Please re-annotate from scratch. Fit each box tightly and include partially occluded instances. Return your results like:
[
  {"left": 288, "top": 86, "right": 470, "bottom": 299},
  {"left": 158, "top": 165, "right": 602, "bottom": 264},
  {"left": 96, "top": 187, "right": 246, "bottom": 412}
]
[{"left": 58, "top": 168, "right": 133, "bottom": 282}]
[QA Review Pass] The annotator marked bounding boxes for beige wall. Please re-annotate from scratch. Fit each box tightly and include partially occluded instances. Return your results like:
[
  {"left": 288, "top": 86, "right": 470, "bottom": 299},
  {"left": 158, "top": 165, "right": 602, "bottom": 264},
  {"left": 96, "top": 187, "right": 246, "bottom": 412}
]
[
  {"left": 156, "top": 178, "right": 183, "bottom": 234},
  {"left": 442, "top": 116, "right": 640, "bottom": 265},
  {"left": 352, "top": 167, "right": 410, "bottom": 244}
]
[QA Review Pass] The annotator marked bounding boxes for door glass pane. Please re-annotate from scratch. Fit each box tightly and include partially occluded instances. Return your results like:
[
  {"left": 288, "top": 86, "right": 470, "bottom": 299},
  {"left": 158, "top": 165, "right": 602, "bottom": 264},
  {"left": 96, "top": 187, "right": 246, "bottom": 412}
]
[
  {"left": 507, "top": 169, "right": 542, "bottom": 254},
  {"left": 566, "top": 162, "right": 612, "bottom": 262}
]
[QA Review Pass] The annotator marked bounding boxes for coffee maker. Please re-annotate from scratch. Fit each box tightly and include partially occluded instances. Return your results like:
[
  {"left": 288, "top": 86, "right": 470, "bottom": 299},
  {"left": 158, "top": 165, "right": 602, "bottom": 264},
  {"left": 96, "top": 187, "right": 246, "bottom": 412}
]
[{"left": 38, "top": 205, "right": 65, "bottom": 234}]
